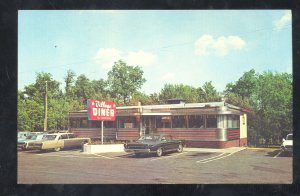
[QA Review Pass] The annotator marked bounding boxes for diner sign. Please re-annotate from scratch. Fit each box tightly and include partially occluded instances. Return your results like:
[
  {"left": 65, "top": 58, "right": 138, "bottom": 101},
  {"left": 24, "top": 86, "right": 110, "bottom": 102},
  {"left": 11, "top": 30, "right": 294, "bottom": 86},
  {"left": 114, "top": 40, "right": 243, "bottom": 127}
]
[{"left": 87, "top": 99, "right": 116, "bottom": 121}]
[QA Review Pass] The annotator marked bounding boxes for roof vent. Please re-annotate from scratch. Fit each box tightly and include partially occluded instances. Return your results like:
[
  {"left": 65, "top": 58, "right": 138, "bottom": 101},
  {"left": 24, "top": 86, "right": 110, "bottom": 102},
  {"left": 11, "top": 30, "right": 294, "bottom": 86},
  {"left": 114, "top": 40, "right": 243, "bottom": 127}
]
[{"left": 166, "top": 98, "right": 185, "bottom": 104}]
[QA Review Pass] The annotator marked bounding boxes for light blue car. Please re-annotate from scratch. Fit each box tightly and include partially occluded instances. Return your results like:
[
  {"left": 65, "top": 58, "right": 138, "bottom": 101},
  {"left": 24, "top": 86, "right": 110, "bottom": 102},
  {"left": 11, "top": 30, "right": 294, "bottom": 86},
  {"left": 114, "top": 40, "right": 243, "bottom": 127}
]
[{"left": 18, "top": 134, "right": 46, "bottom": 150}]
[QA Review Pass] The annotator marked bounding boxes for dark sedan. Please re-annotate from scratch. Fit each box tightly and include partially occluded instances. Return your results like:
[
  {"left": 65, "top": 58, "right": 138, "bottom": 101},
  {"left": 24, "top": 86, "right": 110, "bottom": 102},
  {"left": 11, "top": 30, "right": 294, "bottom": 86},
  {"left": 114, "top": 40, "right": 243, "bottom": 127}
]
[{"left": 124, "top": 134, "right": 184, "bottom": 157}]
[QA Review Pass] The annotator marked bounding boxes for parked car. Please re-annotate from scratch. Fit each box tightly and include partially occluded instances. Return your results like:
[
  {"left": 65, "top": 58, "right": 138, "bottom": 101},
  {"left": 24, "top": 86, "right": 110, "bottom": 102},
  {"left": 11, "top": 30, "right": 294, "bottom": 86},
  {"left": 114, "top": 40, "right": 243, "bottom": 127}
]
[
  {"left": 124, "top": 134, "right": 184, "bottom": 157},
  {"left": 281, "top": 133, "right": 293, "bottom": 153},
  {"left": 18, "top": 133, "right": 47, "bottom": 150},
  {"left": 27, "top": 133, "right": 91, "bottom": 152}
]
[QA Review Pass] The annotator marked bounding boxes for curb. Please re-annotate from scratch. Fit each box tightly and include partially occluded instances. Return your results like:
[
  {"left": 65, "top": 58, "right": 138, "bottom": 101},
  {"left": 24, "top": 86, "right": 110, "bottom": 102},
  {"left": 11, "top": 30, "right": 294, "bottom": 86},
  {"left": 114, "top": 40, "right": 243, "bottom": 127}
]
[{"left": 246, "top": 147, "right": 279, "bottom": 151}]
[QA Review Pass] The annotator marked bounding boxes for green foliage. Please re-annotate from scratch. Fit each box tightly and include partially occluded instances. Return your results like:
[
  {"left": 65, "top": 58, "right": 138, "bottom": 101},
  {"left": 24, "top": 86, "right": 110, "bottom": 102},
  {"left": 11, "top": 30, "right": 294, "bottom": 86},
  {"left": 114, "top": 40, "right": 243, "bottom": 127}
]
[
  {"left": 225, "top": 69, "right": 292, "bottom": 145},
  {"left": 74, "top": 74, "right": 96, "bottom": 100},
  {"left": 159, "top": 84, "right": 200, "bottom": 103},
  {"left": 107, "top": 60, "right": 146, "bottom": 104},
  {"left": 252, "top": 71, "right": 292, "bottom": 142},
  {"left": 201, "top": 81, "right": 221, "bottom": 102},
  {"left": 225, "top": 69, "right": 257, "bottom": 99},
  {"left": 64, "top": 69, "right": 76, "bottom": 98}
]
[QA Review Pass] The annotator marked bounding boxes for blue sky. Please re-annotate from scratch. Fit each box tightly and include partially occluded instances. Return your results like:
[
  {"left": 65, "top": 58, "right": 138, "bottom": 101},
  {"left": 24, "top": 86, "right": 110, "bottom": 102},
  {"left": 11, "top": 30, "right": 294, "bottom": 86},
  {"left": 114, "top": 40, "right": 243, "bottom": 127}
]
[{"left": 18, "top": 10, "right": 292, "bottom": 94}]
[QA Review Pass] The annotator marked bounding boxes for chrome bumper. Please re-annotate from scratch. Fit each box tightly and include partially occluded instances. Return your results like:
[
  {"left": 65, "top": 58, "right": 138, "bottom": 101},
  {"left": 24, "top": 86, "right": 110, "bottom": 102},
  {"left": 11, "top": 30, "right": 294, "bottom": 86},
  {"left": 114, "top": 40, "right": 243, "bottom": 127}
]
[{"left": 124, "top": 148, "right": 151, "bottom": 153}]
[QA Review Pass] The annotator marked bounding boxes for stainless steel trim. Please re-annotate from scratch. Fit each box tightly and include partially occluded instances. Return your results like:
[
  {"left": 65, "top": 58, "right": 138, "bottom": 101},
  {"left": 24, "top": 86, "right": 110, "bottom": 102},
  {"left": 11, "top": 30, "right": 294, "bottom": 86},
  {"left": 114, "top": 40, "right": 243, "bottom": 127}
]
[{"left": 216, "top": 128, "right": 227, "bottom": 141}]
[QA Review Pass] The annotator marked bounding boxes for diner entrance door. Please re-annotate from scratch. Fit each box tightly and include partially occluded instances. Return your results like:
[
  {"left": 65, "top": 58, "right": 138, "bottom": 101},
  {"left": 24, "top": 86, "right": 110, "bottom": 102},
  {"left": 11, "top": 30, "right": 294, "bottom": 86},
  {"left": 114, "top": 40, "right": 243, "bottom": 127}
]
[{"left": 142, "top": 116, "right": 156, "bottom": 135}]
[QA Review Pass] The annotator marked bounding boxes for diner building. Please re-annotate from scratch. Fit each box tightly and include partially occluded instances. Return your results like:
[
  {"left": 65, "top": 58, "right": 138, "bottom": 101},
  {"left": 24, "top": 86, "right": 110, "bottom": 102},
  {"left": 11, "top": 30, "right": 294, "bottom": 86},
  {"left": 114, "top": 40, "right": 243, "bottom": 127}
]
[{"left": 68, "top": 100, "right": 248, "bottom": 148}]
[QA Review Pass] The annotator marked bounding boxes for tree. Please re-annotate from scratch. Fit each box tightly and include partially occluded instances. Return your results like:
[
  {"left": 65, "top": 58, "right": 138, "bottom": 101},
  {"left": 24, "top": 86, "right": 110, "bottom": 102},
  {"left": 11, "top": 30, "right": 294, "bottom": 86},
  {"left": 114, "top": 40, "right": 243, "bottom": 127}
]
[
  {"left": 159, "top": 84, "right": 200, "bottom": 103},
  {"left": 47, "top": 98, "right": 71, "bottom": 130},
  {"left": 64, "top": 69, "right": 76, "bottom": 98},
  {"left": 107, "top": 60, "right": 146, "bottom": 104},
  {"left": 91, "top": 79, "right": 109, "bottom": 100},
  {"left": 74, "top": 74, "right": 95, "bottom": 102},
  {"left": 19, "top": 72, "right": 62, "bottom": 131},
  {"left": 24, "top": 72, "right": 62, "bottom": 101},
  {"left": 252, "top": 71, "right": 292, "bottom": 144},
  {"left": 225, "top": 69, "right": 257, "bottom": 100},
  {"left": 201, "top": 81, "right": 221, "bottom": 102}
]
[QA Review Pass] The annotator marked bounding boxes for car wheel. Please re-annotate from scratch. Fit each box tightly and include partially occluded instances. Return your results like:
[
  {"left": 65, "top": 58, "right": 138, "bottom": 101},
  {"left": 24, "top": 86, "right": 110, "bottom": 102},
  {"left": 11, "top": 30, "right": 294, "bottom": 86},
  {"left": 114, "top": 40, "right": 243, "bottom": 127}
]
[
  {"left": 54, "top": 147, "right": 61, "bottom": 152},
  {"left": 156, "top": 147, "right": 163, "bottom": 157},
  {"left": 177, "top": 143, "right": 183, "bottom": 153}
]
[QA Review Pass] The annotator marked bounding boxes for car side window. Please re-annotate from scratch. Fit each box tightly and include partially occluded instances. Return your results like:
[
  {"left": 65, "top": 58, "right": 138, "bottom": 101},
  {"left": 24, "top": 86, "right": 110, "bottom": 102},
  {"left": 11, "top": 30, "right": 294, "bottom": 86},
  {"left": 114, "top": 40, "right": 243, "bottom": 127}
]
[
  {"left": 68, "top": 134, "right": 75, "bottom": 139},
  {"left": 59, "top": 134, "right": 68, "bottom": 140}
]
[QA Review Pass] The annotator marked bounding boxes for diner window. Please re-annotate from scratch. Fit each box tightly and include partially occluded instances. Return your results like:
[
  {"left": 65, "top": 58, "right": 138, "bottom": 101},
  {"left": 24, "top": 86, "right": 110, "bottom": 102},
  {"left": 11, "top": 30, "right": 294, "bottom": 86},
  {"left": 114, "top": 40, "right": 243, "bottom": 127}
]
[
  {"left": 91, "top": 121, "right": 101, "bottom": 128},
  {"left": 104, "top": 121, "right": 116, "bottom": 128},
  {"left": 217, "top": 115, "right": 227, "bottom": 128},
  {"left": 70, "top": 119, "right": 80, "bottom": 128},
  {"left": 188, "top": 115, "right": 204, "bottom": 128},
  {"left": 156, "top": 116, "right": 171, "bottom": 128},
  {"left": 172, "top": 115, "right": 186, "bottom": 128},
  {"left": 80, "top": 118, "right": 88, "bottom": 128},
  {"left": 117, "top": 116, "right": 137, "bottom": 128},
  {"left": 206, "top": 115, "right": 217, "bottom": 128},
  {"left": 227, "top": 115, "right": 240, "bottom": 128}
]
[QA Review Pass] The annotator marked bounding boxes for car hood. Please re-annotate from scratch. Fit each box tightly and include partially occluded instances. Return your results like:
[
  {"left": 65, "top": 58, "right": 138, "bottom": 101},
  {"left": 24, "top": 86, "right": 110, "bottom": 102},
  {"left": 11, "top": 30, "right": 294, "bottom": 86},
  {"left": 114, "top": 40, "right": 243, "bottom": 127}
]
[{"left": 128, "top": 140, "right": 159, "bottom": 146}]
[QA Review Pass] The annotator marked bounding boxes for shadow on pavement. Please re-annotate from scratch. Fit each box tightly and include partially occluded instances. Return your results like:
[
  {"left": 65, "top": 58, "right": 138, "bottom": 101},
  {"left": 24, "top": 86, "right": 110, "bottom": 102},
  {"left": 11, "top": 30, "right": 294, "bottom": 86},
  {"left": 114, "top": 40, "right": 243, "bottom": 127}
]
[
  {"left": 185, "top": 152, "right": 214, "bottom": 157},
  {"left": 265, "top": 150, "right": 293, "bottom": 157}
]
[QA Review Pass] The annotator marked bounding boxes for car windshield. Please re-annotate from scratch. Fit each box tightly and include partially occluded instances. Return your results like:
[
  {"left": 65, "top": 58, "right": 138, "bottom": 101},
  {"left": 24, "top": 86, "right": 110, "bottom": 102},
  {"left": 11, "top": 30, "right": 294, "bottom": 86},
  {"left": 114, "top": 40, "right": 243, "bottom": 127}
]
[
  {"left": 286, "top": 135, "right": 293, "bottom": 140},
  {"left": 42, "top": 135, "right": 56, "bottom": 140},
  {"left": 138, "top": 135, "right": 160, "bottom": 141}
]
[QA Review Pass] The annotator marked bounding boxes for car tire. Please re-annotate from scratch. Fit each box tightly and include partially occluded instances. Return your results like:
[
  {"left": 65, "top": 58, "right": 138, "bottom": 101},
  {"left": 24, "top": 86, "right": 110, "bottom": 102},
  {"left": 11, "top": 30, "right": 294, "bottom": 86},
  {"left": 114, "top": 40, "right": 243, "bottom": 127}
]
[
  {"left": 156, "top": 147, "right": 163, "bottom": 157},
  {"left": 54, "top": 147, "right": 61, "bottom": 152},
  {"left": 177, "top": 143, "right": 183, "bottom": 153}
]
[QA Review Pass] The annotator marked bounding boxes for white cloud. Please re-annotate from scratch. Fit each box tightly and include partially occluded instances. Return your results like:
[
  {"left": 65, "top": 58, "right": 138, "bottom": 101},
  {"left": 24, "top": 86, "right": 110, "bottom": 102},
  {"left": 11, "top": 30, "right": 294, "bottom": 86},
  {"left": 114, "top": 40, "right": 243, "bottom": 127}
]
[
  {"left": 274, "top": 11, "right": 291, "bottom": 30},
  {"left": 94, "top": 48, "right": 122, "bottom": 68},
  {"left": 162, "top": 72, "right": 175, "bottom": 81},
  {"left": 94, "top": 48, "right": 156, "bottom": 69},
  {"left": 194, "top": 34, "right": 246, "bottom": 57},
  {"left": 126, "top": 50, "right": 156, "bottom": 67}
]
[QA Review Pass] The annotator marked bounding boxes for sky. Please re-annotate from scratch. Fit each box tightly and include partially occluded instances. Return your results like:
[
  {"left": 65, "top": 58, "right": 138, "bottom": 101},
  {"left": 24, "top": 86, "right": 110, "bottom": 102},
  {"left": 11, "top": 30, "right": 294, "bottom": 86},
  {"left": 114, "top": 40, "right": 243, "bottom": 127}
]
[{"left": 18, "top": 10, "right": 292, "bottom": 94}]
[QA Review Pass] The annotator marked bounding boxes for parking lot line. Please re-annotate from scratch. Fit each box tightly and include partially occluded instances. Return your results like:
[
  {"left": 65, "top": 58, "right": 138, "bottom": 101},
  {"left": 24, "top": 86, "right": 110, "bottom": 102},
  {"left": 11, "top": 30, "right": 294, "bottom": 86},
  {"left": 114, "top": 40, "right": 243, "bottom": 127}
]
[
  {"left": 196, "top": 148, "right": 244, "bottom": 164},
  {"left": 198, "top": 153, "right": 234, "bottom": 164},
  {"left": 150, "top": 152, "right": 188, "bottom": 161},
  {"left": 196, "top": 152, "right": 226, "bottom": 163},
  {"left": 273, "top": 151, "right": 282, "bottom": 158},
  {"left": 93, "top": 154, "right": 115, "bottom": 159},
  {"left": 35, "top": 153, "right": 107, "bottom": 159}
]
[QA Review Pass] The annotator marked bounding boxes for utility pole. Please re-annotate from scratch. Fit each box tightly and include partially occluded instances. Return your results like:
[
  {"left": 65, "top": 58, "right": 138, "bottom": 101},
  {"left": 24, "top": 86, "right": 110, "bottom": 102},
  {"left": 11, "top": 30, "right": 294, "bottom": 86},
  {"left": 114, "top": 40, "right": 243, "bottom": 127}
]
[{"left": 44, "top": 80, "right": 48, "bottom": 132}]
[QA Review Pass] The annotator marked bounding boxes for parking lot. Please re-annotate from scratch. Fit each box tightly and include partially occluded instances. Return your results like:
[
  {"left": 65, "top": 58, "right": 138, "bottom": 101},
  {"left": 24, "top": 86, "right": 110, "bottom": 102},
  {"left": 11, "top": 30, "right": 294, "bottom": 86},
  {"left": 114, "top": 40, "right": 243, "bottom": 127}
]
[{"left": 18, "top": 147, "right": 292, "bottom": 184}]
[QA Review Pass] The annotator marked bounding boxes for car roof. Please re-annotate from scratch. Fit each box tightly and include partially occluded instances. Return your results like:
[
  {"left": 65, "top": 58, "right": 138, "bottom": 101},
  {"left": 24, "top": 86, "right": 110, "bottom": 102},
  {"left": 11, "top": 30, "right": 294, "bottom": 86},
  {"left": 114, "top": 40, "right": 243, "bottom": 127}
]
[{"left": 45, "top": 133, "right": 73, "bottom": 136}]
